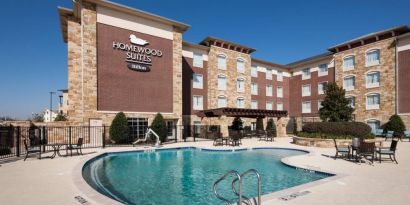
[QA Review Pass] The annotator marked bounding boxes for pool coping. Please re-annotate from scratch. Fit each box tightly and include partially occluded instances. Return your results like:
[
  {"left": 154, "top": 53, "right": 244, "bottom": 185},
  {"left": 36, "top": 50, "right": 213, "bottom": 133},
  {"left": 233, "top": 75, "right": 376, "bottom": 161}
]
[{"left": 72, "top": 146, "right": 345, "bottom": 205}]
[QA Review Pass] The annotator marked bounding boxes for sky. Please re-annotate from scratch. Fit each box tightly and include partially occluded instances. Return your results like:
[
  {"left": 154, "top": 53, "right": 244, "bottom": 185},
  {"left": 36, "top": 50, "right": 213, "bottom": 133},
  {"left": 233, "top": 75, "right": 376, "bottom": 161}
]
[{"left": 1, "top": 0, "right": 410, "bottom": 119}]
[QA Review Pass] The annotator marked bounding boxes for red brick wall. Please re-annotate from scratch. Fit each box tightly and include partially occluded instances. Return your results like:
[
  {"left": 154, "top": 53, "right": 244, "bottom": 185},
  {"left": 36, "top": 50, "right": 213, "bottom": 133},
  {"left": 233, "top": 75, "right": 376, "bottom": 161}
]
[
  {"left": 182, "top": 57, "right": 208, "bottom": 115},
  {"left": 398, "top": 50, "right": 410, "bottom": 113}
]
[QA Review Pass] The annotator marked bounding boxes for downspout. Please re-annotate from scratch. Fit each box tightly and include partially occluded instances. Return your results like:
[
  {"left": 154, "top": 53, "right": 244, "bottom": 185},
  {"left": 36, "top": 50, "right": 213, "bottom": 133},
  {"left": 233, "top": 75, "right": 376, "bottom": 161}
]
[
  {"left": 73, "top": 0, "right": 85, "bottom": 123},
  {"left": 395, "top": 37, "right": 398, "bottom": 115}
]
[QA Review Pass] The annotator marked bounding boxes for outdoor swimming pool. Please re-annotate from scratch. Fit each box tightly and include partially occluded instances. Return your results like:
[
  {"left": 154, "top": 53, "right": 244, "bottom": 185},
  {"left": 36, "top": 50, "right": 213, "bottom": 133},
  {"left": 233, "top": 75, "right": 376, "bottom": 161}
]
[{"left": 82, "top": 148, "right": 332, "bottom": 205}]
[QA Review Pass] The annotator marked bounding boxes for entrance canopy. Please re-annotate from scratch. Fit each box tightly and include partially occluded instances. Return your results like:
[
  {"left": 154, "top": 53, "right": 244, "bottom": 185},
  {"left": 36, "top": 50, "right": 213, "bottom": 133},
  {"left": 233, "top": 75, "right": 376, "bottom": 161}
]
[{"left": 196, "top": 108, "right": 287, "bottom": 118}]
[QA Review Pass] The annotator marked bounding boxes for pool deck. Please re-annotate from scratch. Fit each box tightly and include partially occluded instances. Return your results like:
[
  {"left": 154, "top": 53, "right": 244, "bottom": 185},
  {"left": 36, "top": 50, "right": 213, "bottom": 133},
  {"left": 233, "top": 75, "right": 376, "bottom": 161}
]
[{"left": 1, "top": 137, "right": 410, "bottom": 205}]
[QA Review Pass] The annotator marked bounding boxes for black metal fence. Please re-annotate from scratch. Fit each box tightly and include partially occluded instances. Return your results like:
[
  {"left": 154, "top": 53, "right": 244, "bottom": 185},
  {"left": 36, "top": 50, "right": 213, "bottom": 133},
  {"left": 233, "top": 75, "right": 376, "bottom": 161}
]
[{"left": 181, "top": 125, "right": 220, "bottom": 142}]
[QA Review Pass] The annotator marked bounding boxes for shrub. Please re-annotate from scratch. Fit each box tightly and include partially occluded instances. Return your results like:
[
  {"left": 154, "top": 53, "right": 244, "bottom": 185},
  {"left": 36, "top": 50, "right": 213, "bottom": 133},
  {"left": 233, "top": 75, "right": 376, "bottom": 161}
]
[
  {"left": 384, "top": 114, "right": 406, "bottom": 134},
  {"left": 231, "top": 117, "right": 244, "bottom": 131},
  {"left": 109, "top": 112, "right": 129, "bottom": 143},
  {"left": 0, "top": 148, "right": 11, "bottom": 156},
  {"left": 151, "top": 113, "right": 167, "bottom": 143},
  {"left": 256, "top": 117, "right": 264, "bottom": 130},
  {"left": 266, "top": 118, "right": 275, "bottom": 130},
  {"left": 302, "top": 122, "right": 372, "bottom": 139},
  {"left": 54, "top": 113, "right": 67, "bottom": 121},
  {"left": 319, "top": 82, "right": 355, "bottom": 122},
  {"left": 297, "top": 132, "right": 355, "bottom": 139}
]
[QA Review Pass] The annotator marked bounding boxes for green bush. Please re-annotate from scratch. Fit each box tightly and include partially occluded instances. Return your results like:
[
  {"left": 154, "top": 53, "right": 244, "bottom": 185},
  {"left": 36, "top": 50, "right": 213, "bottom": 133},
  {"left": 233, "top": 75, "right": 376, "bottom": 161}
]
[
  {"left": 384, "top": 114, "right": 406, "bottom": 134},
  {"left": 231, "top": 117, "right": 244, "bottom": 131},
  {"left": 297, "top": 132, "right": 361, "bottom": 139},
  {"left": 319, "top": 82, "right": 355, "bottom": 122},
  {"left": 54, "top": 113, "right": 67, "bottom": 121},
  {"left": 0, "top": 148, "right": 11, "bottom": 156},
  {"left": 151, "top": 113, "right": 167, "bottom": 143},
  {"left": 266, "top": 118, "right": 275, "bottom": 130},
  {"left": 302, "top": 122, "right": 373, "bottom": 139},
  {"left": 109, "top": 112, "right": 129, "bottom": 143}
]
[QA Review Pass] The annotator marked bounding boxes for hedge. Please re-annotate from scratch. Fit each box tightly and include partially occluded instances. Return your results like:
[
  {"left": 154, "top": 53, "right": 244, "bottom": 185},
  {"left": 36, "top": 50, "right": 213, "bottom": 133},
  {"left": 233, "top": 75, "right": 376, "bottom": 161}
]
[
  {"left": 297, "top": 132, "right": 355, "bottom": 139},
  {"left": 302, "top": 122, "right": 373, "bottom": 139}
]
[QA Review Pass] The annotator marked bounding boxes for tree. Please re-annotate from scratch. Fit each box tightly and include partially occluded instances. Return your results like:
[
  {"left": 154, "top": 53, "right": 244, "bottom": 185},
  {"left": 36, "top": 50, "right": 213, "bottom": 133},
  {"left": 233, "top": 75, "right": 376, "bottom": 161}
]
[
  {"left": 384, "top": 114, "right": 406, "bottom": 134},
  {"left": 31, "top": 113, "right": 44, "bottom": 122},
  {"left": 150, "top": 113, "right": 167, "bottom": 143},
  {"left": 54, "top": 113, "right": 67, "bottom": 121},
  {"left": 256, "top": 117, "right": 264, "bottom": 130},
  {"left": 266, "top": 118, "right": 275, "bottom": 130},
  {"left": 319, "top": 82, "right": 354, "bottom": 122},
  {"left": 109, "top": 112, "right": 129, "bottom": 143},
  {"left": 231, "top": 117, "right": 244, "bottom": 130}
]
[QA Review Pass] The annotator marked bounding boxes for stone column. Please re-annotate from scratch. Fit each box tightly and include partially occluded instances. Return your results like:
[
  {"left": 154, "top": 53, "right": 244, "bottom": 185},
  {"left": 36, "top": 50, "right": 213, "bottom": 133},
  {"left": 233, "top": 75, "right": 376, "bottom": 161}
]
[{"left": 276, "top": 117, "right": 289, "bottom": 137}]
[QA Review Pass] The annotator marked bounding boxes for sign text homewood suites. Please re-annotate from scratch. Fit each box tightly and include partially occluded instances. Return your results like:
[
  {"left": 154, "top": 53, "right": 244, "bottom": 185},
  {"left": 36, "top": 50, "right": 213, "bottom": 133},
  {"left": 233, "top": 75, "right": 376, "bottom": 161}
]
[{"left": 112, "top": 34, "right": 163, "bottom": 72}]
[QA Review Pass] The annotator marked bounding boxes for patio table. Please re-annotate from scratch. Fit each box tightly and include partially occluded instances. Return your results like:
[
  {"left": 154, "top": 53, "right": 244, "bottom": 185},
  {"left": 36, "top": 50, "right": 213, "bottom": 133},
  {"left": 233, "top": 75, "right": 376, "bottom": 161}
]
[{"left": 45, "top": 143, "right": 67, "bottom": 159}]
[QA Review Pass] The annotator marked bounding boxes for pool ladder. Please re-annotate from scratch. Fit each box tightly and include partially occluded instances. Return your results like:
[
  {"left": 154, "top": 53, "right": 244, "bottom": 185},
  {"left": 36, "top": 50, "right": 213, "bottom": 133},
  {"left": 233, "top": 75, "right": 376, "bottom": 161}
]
[{"left": 213, "top": 169, "right": 261, "bottom": 205}]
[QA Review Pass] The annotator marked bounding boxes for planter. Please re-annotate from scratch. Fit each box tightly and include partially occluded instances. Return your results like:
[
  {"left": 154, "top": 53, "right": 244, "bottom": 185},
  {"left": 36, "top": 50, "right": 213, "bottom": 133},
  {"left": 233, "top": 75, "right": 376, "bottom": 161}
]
[{"left": 292, "top": 136, "right": 384, "bottom": 148}]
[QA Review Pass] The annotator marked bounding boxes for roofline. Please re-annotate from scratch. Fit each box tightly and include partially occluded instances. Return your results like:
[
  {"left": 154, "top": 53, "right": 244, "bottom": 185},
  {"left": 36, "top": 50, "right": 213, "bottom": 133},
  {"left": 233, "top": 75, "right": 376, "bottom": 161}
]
[
  {"left": 199, "top": 36, "right": 256, "bottom": 53},
  {"left": 57, "top": 7, "right": 73, "bottom": 43},
  {"left": 182, "top": 41, "right": 210, "bottom": 51},
  {"left": 286, "top": 52, "right": 334, "bottom": 68},
  {"left": 251, "top": 58, "right": 289, "bottom": 69},
  {"left": 83, "top": 0, "right": 190, "bottom": 32}
]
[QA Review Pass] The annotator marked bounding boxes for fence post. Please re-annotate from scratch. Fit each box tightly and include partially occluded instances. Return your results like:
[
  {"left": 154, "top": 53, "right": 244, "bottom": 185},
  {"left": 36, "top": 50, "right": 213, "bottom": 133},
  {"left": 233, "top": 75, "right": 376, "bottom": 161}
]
[
  {"left": 69, "top": 126, "right": 72, "bottom": 157},
  {"left": 16, "top": 126, "right": 21, "bottom": 157},
  {"left": 42, "top": 126, "right": 46, "bottom": 153},
  {"left": 102, "top": 126, "right": 106, "bottom": 148},
  {"left": 174, "top": 125, "right": 177, "bottom": 142}
]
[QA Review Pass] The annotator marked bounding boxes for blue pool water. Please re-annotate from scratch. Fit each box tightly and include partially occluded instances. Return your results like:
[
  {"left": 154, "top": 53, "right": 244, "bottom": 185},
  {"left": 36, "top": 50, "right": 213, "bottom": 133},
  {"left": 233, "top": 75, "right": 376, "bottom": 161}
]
[{"left": 82, "top": 148, "right": 331, "bottom": 205}]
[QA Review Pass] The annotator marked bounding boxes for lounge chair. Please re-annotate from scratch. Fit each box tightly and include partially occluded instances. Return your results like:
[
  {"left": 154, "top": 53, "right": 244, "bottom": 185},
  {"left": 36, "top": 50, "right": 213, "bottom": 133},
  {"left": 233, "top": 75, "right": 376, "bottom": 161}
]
[
  {"left": 66, "top": 138, "right": 83, "bottom": 156},
  {"left": 23, "top": 140, "right": 41, "bottom": 161},
  {"left": 333, "top": 139, "right": 350, "bottom": 159},
  {"left": 376, "top": 140, "right": 398, "bottom": 164},
  {"left": 403, "top": 131, "right": 410, "bottom": 142},
  {"left": 385, "top": 131, "right": 394, "bottom": 141},
  {"left": 357, "top": 142, "right": 375, "bottom": 164}
]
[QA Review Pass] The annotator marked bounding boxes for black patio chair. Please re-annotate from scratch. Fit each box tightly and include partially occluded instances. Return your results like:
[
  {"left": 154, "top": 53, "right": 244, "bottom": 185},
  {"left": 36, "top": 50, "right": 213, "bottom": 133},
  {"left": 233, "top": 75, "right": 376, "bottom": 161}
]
[
  {"left": 256, "top": 130, "right": 266, "bottom": 141},
  {"left": 376, "top": 140, "right": 398, "bottom": 164},
  {"left": 357, "top": 141, "right": 375, "bottom": 164},
  {"left": 333, "top": 139, "right": 350, "bottom": 159},
  {"left": 213, "top": 132, "right": 223, "bottom": 146},
  {"left": 66, "top": 138, "right": 83, "bottom": 156},
  {"left": 266, "top": 130, "right": 276, "bottom": 142},
  {"left": 229, "top": 131, "right": 240, "bottom": 147},
  {"left": 23, "top": 140, "right": 41, "bottom": 161}
]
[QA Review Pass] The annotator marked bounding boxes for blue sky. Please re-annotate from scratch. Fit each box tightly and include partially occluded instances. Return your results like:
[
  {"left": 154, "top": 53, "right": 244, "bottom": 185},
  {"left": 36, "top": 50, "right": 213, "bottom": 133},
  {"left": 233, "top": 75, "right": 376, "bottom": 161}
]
[{"left": 1, "top": 0, "right": 410, "bottom": 119}]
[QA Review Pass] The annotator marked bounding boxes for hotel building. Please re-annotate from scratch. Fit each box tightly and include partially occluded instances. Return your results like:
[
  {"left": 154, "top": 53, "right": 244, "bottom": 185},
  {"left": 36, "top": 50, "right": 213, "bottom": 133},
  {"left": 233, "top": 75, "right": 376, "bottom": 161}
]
[{"left": 58, "top": 0, "right": 410, "bottom": 139}]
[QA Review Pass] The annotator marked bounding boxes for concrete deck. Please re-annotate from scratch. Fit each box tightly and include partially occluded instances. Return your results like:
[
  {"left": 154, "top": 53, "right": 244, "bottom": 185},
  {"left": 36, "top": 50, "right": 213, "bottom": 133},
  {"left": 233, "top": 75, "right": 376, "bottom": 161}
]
[{"left": 0, "top": 137, "right": 409, "bottom": 205}]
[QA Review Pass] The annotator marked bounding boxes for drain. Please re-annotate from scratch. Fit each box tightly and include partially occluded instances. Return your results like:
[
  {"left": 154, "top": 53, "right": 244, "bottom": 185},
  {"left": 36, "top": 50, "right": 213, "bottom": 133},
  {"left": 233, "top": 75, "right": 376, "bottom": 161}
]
[
  {"left": 75, "top": 196, "right": 91, "bottom": 205},
  {"left": 279, "top": 190, "right": 311, "bottom": 201}
]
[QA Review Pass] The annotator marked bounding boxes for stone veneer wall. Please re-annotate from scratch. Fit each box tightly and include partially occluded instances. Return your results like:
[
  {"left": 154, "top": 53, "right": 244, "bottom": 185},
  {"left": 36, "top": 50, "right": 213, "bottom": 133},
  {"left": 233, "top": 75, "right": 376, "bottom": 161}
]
[{"left": 334, "top": 39, "right": 396, "bottom": 126}]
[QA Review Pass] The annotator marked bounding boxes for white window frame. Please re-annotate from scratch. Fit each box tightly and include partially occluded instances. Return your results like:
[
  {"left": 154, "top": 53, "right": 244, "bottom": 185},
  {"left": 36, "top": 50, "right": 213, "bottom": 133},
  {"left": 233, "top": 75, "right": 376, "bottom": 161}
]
[
  {"left": 251, "top": 65, "right": 258, "bottom": 77},
  {"left": 217, "top": 54, "right": 227, "bottom": 70},
  {"left": 237, "top": 58, "right": 245, "bottom": 73},
  {"left": 277, "top": 70, "right": 283, "bottom": 81},
  {"left": 366, "top": 93, "right": 380, "bottom": 110},
  {"left": 277, "top": 102, "right": 283, "bottom": 111},
  {"left": 302, "top": 101, "right": 311, "bottom": 113},
  {"left": 236, "top": 97, "right": 245, "bottom": 108},
  {"left": 218, "top": 74, "right": 227, "bottom": 91},
  {"left": 343, "top": 75, "right": 355, "bottom": 91},
  {"left": 277, "top": 86, "right": 283, "bottom": 98},
  {"left": 266, "top": 101, "right": 273, "bottom": 110},
  {"left": 192, "top": 73, "right": 203, "bottom": 89},
  {"left": 346, "top": 96, "right": 355, "bottom": 108},
  {"left": 343, "top": 55, "right": 355, "bottom": 71},
  {"left": 251, "top": 82, "right": 258, "bottom": 95},
  {"left": 217, "top": 96, "right": 227, "bottom": 108},
  {"left": 365, "top": 49, "right": 380, "bottom": 67},
  {"left": 318, "top": 82, "right": 327, "bottom": 95},
  {"left": 318, "top": 64, "right": 328, "bottom": 76},
  {"left": 266, "top": 85, "right": 273, "bottom": 97},
  {"left": 302, "top": 84, "right": 311, "bottom": 97},
  {"left": 266, "top": 69, "right": 272, "bottom": 80},
  {"left": 302, "top": 68, "right": 311, "bottom": 80},
  {"left": 251, "top": 100, "right": 258, "bottom": 109},
  {"left": 193, "top": 95, "right": 203, "bottom": 110},
  {"left": 237, "top": 78, "right": 245, "bottom": 93},
  {"left": 193, "top": 52, "right": 203, "bottom": 68},
  {"left": 366, "top": 71, "right": 380, "bottom": 88}
]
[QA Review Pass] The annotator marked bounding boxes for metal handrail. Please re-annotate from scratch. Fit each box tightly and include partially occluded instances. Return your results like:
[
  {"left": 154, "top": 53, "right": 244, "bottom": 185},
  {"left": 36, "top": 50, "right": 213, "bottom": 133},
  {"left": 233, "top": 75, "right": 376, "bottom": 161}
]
[
  {"left": 232, "top": 169, "right": 262, "bottom": 205},
  {"left": 213, "top": 170, "right": 242, "bottom": 205}
]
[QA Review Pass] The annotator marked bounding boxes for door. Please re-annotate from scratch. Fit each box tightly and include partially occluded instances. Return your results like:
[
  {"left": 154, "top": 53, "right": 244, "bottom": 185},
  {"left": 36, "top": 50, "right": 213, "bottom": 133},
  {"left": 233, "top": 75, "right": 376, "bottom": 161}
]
[{"left": 166, "top": 120, "right": 176, "bottom": 140}]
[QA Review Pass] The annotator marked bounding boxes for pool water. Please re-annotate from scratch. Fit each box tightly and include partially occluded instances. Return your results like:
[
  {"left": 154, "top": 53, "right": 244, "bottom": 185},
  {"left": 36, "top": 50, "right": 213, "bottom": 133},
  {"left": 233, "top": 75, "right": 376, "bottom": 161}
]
[{"left": 82, "top": 148, "right": 331, "bottom": 205}]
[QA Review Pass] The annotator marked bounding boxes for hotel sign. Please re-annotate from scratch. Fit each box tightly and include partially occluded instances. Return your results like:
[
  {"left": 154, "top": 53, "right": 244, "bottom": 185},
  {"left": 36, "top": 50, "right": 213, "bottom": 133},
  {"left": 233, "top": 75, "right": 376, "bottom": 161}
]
[{"left": 112, "top": 34, "right": 163, "bottom": 72}]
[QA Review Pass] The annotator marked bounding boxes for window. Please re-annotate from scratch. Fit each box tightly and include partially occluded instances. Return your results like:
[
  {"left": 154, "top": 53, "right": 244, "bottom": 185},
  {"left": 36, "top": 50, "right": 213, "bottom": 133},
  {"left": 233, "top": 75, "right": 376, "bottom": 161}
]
[
  {"left": 302, "top": 84, "right": 311, "bottom": 96},
  {"left": 128, "top": 118, "right": 148, "bottom": 139},
  {"left": 251, "top": 65, "right": 258, "bottom": 77},
  {"left": 218, "top": 96, "right": 227, "bottom": 108},
  {"left": 318, "top": 100, "right": 323, "bottom": 110},
  {"left": 193, "top": 53, "right": 203, "bottom": 68},
  {"left": 251, "top": 83, "right": 258, "bottom": 95},
  {"left": 277, "top": 103, "right": 283, "bottom": 111},
  {"left": 193, "top": 121, "right": 201, "bottom": 136},
  {"left": 237, "top": 78, "right": 245, "bottom": 93},
  {"left": 193, "top": 73, "right": 203, "bottom": 89},
  {"left": 366, "top": 93, "right": 380, "bottom": 110},
  {"left": 366, "top": 49, "right": 380, "bottom": 67},
  {"left": 251, "top": 100, "right": 258, "bottom": 109},
  {"left": 251, "top": 122, "right": 256, "bottom": 130},
  {"left": 266, "top": 101, "right": 273, "bottom": 110},
  {"left": 302, "top": 68, "right": 311, "bottom": 80},
  {"left": 302, "top": 101, "right": 311, "bottom": 113},
  {"left": 343, "top": 76, "right": 355, "bottom": 91},
  {"left": 347, "top": 96, "right": 355, "bottom": 108},
  {"left": 193, "top": 96, "right": 203, "bottom": 110},
  {"left": 237, "top": 58, "right": 245, "bottom": 73},
  {"left": 366, "top": 72, "right": 380, "bottom": 88},
  {"left": 218, "top": 75, "right": 226, "bottom": 90},
  {"left": 367, "top": 119, "right": 381, "bottom": 133},
  {"left": 318, "top": 64, "right": 328, "bottom": 76},
  {"left": 266, "top": 69, "right": 272, "bottom": 80},
  {"left": 277, "top": 86, "right": 283, "bottom": 98},
  {"left": 217, "top": 54, "right": 226, "bottom": 70},
  {"left": 343, "top": 55, "right": 355, "bottom": 70},
  {"left": 318, "top": 82, "right": 327, "bottom": 95},
  {"left": 266, "top": 85, "right": 273, "bottom": 96},
  {"left": 236, "top": 98, "right": 245, "bottom": 108},
  {"left": 277, "top": 71, "right": 283, "bottom": 81}
]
